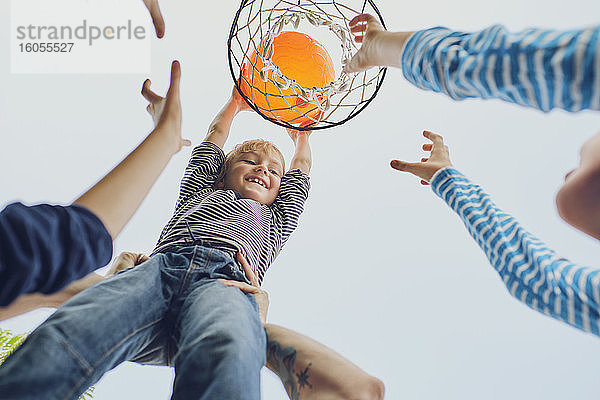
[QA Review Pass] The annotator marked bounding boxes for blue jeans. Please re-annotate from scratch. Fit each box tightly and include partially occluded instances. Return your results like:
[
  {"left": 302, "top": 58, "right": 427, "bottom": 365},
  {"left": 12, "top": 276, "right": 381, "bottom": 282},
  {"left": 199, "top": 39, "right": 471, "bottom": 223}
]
[{"left": 0, "top": 245, "right": 266, "bottom": 400}]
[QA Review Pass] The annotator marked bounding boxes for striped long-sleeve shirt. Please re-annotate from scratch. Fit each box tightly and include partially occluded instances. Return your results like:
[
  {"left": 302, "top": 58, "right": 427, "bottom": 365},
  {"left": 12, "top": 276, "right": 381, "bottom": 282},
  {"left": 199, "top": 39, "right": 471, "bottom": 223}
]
[
  {"left": 152, "top": 141, "right": 310, "bottom": 283},
  {"left": 402, "top": 24, "right": 600, "bottom": 112},
  {"left": 431, "top": 167, "right": 600, "bottom": 336}
]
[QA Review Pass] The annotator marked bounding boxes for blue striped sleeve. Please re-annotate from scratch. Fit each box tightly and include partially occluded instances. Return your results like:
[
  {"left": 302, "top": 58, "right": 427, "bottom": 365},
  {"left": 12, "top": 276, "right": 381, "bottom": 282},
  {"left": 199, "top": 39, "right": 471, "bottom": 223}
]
[
  {"left": 431, "top": 167, "right": 600, "bottom": 336},
  {"left": 402, "top": 25, "right": 600, "bottom": 112}
]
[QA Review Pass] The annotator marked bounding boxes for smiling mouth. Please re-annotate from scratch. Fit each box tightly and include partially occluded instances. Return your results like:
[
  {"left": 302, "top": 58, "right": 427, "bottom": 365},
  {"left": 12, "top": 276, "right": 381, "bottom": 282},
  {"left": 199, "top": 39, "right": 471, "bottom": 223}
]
[{"left": 246, "top": 177, "right": 267, "bottom": 188}]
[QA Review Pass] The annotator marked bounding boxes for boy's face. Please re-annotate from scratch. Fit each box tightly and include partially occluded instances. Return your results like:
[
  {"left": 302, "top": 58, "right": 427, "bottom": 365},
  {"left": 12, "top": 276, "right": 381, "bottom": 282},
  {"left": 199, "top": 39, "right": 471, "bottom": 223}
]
[{"left": 221, "top": 150, "right": 284, "bottom": 205}]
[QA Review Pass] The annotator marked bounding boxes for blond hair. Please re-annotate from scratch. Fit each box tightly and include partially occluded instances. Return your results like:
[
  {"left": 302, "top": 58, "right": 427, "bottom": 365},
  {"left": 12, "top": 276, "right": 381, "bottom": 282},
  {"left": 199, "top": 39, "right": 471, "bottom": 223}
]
[{"left": 216, "top": 139, "right": 285, "bottom": 186}]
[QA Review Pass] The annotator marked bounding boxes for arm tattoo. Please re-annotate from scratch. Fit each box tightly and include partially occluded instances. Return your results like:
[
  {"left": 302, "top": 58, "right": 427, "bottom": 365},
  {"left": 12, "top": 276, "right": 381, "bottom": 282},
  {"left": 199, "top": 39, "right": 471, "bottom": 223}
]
[{"left": 267, "top": 340, "right": 313, "bottom": 400}]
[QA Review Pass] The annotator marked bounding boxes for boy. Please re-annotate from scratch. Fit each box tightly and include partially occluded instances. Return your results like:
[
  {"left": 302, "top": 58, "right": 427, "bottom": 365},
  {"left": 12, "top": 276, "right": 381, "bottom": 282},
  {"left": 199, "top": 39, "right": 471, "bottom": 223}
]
[{"left": 0, "top": 86, "right": 312, "bottom": 399}]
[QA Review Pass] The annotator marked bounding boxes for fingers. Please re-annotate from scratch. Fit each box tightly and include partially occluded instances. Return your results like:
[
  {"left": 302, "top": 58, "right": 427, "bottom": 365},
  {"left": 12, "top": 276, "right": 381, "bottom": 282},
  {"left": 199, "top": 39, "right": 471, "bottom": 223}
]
[
  {"left": 167, "top": 60, "right": 181, "bottom": 97},
  {"left": 348, "top": 13, "right": 378, "bottom": 28},
  {"left": 135, "top": 254, "right": 150, "bottom": 265},
  {"left": 350, "top": 24, "right": 368, "bottom": 34},
  {"left": 236, "top": 252, "right": 260, "bottom": 287},
  {"left": 217, "top": 279, "right": 260, "bottom": 294},
  {"left": 423, "top": 130, "right": 443, "bottom": 146},
  {"left": 299, "top": 117, "right": 317, "bottom": 129},
  {"left": 343, "top": 51, "right": 367, "bottom": 74},
  {"left": 150, "top": 4, "right": 165, "bottom": 38},
  {"left": 423, "top": 130, "right": 451, "bottom": 161},
  {"left": 182, "top": 139, "right": 192, "bottom": 147},
  {"left": 142, "top": 61, "right": 181, "bottom": 102},
  {"left": 348, "top": 13, "right": 383, "bottom": 36},
  {"left": 142, "top": 0, "right": 165, "bottom": 38},
  {"left": 109, "top": 252, "right": 137, "bottom": 275},
  {"left": 141, "top": 79, "right": 163, "bottom": 103},
  {"left": 390, "top": 159, "right": 421, "bottom": 174}
]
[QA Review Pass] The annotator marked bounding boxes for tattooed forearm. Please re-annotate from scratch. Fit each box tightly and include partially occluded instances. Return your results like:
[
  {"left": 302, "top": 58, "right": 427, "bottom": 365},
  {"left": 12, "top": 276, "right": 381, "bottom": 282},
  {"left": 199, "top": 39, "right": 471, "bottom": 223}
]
[{"left": 266, "top": 340, "right": 313, "bottom": 400}]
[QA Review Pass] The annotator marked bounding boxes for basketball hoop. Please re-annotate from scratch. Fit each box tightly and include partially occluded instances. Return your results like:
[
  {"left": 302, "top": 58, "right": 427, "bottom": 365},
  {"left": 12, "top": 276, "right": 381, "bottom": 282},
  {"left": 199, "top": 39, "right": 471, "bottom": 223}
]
[{"left": 228, "top": 0, "right": 387, "bottom": 131}]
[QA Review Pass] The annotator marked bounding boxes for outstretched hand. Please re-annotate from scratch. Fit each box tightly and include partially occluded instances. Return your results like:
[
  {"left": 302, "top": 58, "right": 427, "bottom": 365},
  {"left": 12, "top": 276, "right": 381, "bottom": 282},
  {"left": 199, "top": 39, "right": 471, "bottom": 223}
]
[
  {"left": 390, "top": 131, "right": 452, "bottom": 185},
  {"left": 141, "top": 61, "right": 191, "bottom": 153},
  {"left": 218, "top": 253, "right": 269, "bottom": 324},
  {"left": 344, "top": 14, "right": 412, "bottom": 73},
  {"left": 142, "top": 0, "right": 165, "bottom": 38}
]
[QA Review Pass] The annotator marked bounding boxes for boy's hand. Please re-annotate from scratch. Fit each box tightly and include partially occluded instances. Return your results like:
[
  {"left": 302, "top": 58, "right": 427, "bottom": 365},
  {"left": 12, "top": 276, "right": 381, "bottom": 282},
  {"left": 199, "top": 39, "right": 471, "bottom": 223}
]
[
  {"left": 343, "top": 14, "right": 413, "bottom": 73},
  {"left": 390, "top": 131, "right": 452, "bottom": 185},
  {"left": 286, "top": 127, "right": 312, "bottom": 145},
  {"left": 231, "top": 86, "right": 253, "bottom": 113},
  {"left": 142, "top": 0, "right": 165, "bottom": 38},
  {"left": 107, "top": 252, "right": 149, "bottom": 277},
  {"left": 218, "top": 252, "right": 269, "bottom": 324},
  {"left": 141, "top": 60, "right": 191, "bottom": 153}
]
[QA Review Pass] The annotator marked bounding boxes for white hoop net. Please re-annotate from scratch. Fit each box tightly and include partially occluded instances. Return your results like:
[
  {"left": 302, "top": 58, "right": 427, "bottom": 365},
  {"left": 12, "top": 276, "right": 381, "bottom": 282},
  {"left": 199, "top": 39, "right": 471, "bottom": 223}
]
[{"left": 228, "top": 0, "right": 387, "bottom": 130}]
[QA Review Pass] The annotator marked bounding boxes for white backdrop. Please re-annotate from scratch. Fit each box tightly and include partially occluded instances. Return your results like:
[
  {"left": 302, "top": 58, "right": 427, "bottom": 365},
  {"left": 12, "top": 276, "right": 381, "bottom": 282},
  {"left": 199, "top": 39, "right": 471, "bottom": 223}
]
[{"left": 1, "top": 0, "right": 600, "bottom": 399}]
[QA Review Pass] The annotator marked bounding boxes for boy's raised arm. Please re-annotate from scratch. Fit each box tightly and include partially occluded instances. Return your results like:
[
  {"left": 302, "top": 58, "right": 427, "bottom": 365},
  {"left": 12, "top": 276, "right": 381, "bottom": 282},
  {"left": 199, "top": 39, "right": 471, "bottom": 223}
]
[{"left": 205, "top": 88, "right": 251, "bottom": 149}]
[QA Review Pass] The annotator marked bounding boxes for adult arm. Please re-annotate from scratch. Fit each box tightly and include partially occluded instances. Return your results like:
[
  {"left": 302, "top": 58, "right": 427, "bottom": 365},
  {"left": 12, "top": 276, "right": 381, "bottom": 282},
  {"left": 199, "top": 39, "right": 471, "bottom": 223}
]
[
  {"left": 392, "top": 131, "right": 600, "bottom": 337},
  {"left": 34, "top": 62, "right": 183, "bottom": 301},
  {"left": 265, "top": 324, "right": 384, "bottom": 400},
  {"left": 346, "top": 14, "right": 600, "bottom": 112},
  {"left": 219, "top": 254, "right": 385, "bottom": 400}
]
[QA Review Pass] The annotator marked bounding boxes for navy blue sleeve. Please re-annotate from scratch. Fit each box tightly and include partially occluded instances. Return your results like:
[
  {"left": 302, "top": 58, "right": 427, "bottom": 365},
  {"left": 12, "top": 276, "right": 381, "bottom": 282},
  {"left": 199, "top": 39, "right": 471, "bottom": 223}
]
[{"left": 0, "top": 202, "right": 113, "bottom": 306}]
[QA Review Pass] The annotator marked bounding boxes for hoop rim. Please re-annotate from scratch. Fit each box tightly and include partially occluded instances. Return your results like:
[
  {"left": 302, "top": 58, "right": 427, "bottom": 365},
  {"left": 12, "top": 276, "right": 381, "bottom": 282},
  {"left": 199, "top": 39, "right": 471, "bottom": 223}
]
[{"left": 227, "top": 0, "right": 387, "bottom": 131}]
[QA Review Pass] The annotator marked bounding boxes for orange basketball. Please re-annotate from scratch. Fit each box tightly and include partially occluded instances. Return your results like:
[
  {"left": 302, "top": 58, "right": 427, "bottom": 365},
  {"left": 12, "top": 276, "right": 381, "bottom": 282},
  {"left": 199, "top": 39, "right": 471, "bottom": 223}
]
[{"left": 240, "top": 31, "right": 335, "bottom": 126}]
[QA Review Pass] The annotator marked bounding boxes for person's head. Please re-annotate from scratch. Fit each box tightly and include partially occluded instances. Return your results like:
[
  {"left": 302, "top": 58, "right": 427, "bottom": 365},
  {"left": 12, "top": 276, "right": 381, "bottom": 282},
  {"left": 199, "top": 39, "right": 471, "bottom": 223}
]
[
  {"left": 216, "top": 139, "right": 285, "bottom": 205},
  {"left": 556, "top": 131, "right": 600, "bottom": 240}
]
